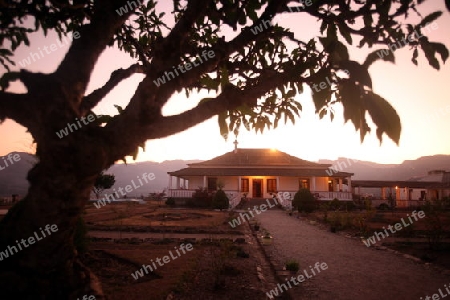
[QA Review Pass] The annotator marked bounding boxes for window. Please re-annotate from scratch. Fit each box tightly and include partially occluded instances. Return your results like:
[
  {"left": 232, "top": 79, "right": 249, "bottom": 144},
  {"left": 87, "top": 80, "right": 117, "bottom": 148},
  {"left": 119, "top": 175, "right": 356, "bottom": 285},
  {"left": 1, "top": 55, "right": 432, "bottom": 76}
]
[
  {"left": 267, "top": 179, "right": 277, "bottom": 193},
  {"left": 208, "top": 177, "right": 217, "bottom": 191},
  {"left": 241, "top": 178, "right": 249, "bottom": 192},
  {"left": 299, "top": 178, "right": 310, "bottom": 190}
]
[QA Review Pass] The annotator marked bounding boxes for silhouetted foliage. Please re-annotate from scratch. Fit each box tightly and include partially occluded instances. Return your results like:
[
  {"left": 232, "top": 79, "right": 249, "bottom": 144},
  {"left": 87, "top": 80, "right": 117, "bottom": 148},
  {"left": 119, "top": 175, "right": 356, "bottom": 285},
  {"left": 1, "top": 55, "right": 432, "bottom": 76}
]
[
  {"left": 212, "top": 189, "right": 229, "bottom": 210},
  {"left": 293, "top": 188, "right": 316, "bottom": 213}
]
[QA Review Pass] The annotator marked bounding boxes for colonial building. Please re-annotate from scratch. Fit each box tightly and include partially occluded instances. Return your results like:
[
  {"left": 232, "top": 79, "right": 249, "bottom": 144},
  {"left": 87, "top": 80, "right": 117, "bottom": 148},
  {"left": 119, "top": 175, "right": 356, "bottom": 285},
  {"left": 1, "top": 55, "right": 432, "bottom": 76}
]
[
  {"left": 353, "top": 170, "right": 450, "bottom": 208},
  {"left": 167, "top": 148, "right": 354, "bottom": 208}
]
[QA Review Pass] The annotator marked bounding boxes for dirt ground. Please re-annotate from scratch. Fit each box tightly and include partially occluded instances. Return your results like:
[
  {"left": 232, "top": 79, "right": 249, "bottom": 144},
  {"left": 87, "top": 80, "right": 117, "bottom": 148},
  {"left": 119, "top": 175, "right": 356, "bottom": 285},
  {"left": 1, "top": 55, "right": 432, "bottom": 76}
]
[{"left": 80, "top": 201, "right": 281, "bottom": 299}]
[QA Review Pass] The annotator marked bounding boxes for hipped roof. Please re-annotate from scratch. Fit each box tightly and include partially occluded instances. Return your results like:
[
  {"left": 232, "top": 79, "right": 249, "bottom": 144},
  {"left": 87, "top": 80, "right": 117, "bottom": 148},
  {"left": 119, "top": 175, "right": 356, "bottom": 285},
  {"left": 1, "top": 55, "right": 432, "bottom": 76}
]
[{"left": 168, "top": 148, "right": 353, "bottom": 178}]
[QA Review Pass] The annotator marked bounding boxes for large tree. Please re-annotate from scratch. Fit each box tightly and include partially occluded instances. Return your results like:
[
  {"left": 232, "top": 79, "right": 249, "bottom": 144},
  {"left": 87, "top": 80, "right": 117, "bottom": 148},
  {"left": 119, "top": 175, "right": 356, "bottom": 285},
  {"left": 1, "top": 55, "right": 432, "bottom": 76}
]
[{"left": 0, "top": 0, "right": 448, "bottom": 298}]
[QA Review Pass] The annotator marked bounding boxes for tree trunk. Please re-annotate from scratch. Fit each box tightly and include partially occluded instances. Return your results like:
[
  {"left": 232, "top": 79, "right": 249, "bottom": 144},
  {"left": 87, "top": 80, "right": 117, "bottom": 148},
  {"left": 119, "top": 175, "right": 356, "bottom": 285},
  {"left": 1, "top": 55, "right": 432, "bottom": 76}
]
[{"left": 0, "top": 148, "right": 106, "bottom": 299}]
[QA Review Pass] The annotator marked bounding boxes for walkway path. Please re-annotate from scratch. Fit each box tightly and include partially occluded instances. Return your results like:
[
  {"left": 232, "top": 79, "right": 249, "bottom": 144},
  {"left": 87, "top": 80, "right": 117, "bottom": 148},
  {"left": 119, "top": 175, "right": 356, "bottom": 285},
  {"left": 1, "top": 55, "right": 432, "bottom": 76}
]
[{"left": 256, "top": 209, "right": 450, "bottom": 300}]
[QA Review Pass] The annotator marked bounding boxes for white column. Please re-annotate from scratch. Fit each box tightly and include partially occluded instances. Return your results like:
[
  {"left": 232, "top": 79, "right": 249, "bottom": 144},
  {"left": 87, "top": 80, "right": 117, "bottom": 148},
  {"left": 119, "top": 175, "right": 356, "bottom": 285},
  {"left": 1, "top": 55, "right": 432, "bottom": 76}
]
[
  {"left": 311, "top": 177, "right": 316, "bottom": 192},
  {"left": 203, "top": 176, "right": 207, "bottom": 188},
  {"left": 347, "top": 177, "right": 352, "bottom": 193},
  {"left": 276, "top": 176, "right": 280, "bottom": 192},
  {"left": 338, "top": 178, "right": 343, "bottom": 191},
  {"left": 238, "top": 176, "right": 241, "bottom": 192},
  {"left": 176, "top": 177, "right": 180, "bottom": 189},
  {"left": 169, "top": 176, "right": 173, "bottom": 189}
]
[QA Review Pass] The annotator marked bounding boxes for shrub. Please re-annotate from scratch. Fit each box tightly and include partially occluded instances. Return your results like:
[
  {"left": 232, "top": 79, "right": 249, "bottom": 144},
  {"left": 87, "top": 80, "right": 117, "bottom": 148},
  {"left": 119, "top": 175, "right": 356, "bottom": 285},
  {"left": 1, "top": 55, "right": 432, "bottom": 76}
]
[
  {"left": 377, "top": 203, "right": 390, "bottom": 210},
  {"left": 329, "top": 198, "right": 341, "bottom": 210},
  {"left": 188, "top": 187, "right": 213, "bottom": 208},
  {"left": 212, "top": 189, "right": 229, "bottom": 210},
  {"left": 285, "top": 260, "right": 300, "bottom": 272},
  {"left": 343, "top": 201, "right": 356, "bottom": 211},
  {"left": 165, "top": 197, "right": 176, "bottom": 206},
  {"left": 320, "top": 202, "right": 330, "bottom": 222},
  {"left": 293, "top": 188, "right": 316, "bottom": 213}
]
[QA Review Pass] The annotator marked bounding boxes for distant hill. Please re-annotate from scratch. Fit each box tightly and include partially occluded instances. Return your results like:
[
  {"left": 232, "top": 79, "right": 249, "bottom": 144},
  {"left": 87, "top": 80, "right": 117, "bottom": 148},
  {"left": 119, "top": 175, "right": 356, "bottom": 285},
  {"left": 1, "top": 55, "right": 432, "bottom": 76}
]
[
  {"left": 104, "top": 159, "right": 201, "bottom": 196},
  {"left": 318, "top": 155, "right": 450, "bottom": 180},
  {"left": 1, "top": 151, "right": 449, "bottom": 197},
  {"left": 0, "top": 152, "right": 199, "bottom": 197}
]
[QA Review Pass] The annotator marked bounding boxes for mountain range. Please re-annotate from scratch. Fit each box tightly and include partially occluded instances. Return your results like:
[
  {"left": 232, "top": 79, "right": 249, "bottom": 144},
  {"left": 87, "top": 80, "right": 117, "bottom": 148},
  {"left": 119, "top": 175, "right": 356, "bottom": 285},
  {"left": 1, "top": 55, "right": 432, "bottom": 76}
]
[{"left": 1, "top": 151, "right": 449, "bottom": 197}]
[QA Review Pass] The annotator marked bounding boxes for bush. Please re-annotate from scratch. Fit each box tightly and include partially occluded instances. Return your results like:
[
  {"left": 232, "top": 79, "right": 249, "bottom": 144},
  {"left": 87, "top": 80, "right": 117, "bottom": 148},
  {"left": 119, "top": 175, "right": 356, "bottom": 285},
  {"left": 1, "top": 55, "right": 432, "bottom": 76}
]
[
  {"left": 165, "top": 197, "right": 176, "bottom": 206},
  {"left": 377, "top": 203, "right": 390, "bottom": 210},
  {"left": 212, "top": 189, "right": 229, "bottom": 210},
  {"left": 329, "top": 198, "right": 341, "bottom": 210},
  {"left": 187, "top": 187, "right": 213, "bottom": 208},
  {"left": 293, "top": 188, "right": 316, "bottom": 213},
  {"left": 343, "top": 201, "right": 356, "bottom": 211},
  {"left": 285, "top": 260, "right": 300, "bottom": 272}
]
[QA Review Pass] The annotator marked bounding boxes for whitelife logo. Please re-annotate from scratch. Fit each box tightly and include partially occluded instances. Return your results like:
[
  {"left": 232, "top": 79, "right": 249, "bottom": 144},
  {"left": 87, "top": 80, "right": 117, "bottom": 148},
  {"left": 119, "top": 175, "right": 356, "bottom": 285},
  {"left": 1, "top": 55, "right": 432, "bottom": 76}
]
[
  {"left": 266, "top": 262, "right": 328, "bottom": 299},
  {"left": 376, "top": 21, "right": 439, "bottom": 59},
  {"left": 0, "top": 224, "right": 58, "bottom": 261},
  {"left": 228, "top": 197, "right": 278, "bottom": 228},
  {"left": 131, "top": 243, "right": 193, "bottom": 280},
  {"left": 152, "top": 50, "right": 216, "bottom": 87},
  {"left": 18, "top": 32, "right": 80, "bottom": 67},
  {"left": 0, "top": 153, "right": 21, "bottom": 171},
  {"left": 93, "top": 172, "right": 156, "bottom": 209},
  {"left": 55, "top": 114, "right": 99, "bottom": 139},
  {"left": 363, "top": 210, "right": 425, "bottom": 247}
]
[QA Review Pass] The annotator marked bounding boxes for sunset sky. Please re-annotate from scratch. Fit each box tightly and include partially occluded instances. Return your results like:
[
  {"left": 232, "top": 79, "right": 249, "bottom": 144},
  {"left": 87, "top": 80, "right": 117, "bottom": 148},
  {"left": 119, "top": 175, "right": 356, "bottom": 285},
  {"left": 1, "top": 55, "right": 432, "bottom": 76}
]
[{"left": 1, "top": 1, "right": 449, "bottom": 165}]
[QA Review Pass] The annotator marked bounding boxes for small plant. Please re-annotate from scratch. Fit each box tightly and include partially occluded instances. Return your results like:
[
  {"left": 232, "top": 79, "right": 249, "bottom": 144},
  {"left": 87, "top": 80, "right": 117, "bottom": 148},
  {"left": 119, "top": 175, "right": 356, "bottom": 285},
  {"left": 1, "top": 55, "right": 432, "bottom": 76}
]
[
  {"left": 263, "top": 232, "right": 271, "bottom": 238},
  {"left": 188, "top": 187, "right": 213, "bottom": 208},
  {"left": 377, "top": 203, "right": 390, "bottom": 210},
  {"left": 320, "top": 202, "right": 330, "bottom": 222},
  {"left": 254, "top": 223, "right": 260, "bottom": 231},
  {"left": 236, "top": 248, "right": 250, "bottom": 258},
  {"left": 212, "top": 189, "right": 229, "bottom": 210},
  {"left": 292, "top": 188, "right": 316, "bottom": 213},
  {"left": 285, "top": 260, "right": 300, "bottom": 272},
  {"left": 165, "top": 197, "right": 176, "bottom": 206},
  {"left": 329, "top": 198, "right": 340, "bottom": 211},
  {"left": 423, "top": 200, "right": 445, "bottom": 250}
]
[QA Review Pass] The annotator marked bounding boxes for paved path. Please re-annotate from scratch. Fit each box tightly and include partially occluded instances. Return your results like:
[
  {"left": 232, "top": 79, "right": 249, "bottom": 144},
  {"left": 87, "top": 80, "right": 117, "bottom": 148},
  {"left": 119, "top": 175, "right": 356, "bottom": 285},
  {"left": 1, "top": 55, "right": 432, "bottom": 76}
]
[{"left": 256, "top": 209, "right": 450, "bottom": 300}]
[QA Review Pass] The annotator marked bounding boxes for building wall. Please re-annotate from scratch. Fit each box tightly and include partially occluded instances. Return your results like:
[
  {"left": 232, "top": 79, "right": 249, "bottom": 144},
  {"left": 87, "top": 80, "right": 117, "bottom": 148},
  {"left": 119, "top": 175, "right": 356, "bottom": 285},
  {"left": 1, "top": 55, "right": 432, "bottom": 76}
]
[
  {"left": 278, "top": 176, "right": 298, "bottom": 191},
  {"left": 315, "top": 177, "right": 329, "bottom": 191},
  {"left": 187, "top": 176, "right": 203, "bottom": 189},
  {"left": 175, "top": 175, "right": 351, "bottom": 198}
]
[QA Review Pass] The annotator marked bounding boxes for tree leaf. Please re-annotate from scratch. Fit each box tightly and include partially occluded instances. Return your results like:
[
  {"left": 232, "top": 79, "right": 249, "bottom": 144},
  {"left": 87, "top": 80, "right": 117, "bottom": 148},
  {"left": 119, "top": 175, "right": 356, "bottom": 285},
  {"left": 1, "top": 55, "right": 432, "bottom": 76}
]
[
  {"left": 218, "top": 111, "right": 228, "bottom": 141},
  {"left": 337, "top": 23, "right": 352, "bottom": 45},
  {"left": 338, "top": 60, "right": 372, "bottom": 88},
  {"left": 338, "top": 79, "right": 363, "bottom": 129},
  {"left": 430, "top": 42, "right": 449, "bottom": 63},
  {"left": 412, "top": 48, "right": 419, "bottom": 65},
  {"left": 421, "top": 41, "right": 440, "bottom": 70},
  {"left": 365, "top": 91, "right": 401, "bottom": 145},
  {"left": 363, "top": 49, "right": 395, "bottom": 68},
  {"left": 418, "top": 11, "right": 442, "bottom": 28}
]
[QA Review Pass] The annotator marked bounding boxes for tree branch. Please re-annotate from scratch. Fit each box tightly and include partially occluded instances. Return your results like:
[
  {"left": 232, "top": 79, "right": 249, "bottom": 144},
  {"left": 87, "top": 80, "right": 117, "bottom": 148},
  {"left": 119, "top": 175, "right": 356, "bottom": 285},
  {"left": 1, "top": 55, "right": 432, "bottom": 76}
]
[
  {"left": 54, "top": 0, "right": 131, "bottom": 103},
  {"left": 80, "top": 64, "right": 144, "bottom": 114},
  {"left": 0, "top": 91, "right": 33, "bottom": 129},
  {"left": 102, "top": 66, "right": 297, "bottom": 164}
]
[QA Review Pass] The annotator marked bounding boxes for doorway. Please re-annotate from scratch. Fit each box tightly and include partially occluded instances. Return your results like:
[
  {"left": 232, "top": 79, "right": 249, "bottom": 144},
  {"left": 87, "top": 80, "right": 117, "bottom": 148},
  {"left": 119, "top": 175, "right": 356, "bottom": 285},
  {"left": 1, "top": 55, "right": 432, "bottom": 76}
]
[{"left": 252, "top": 179, "right": 263, "bottom": 198}]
